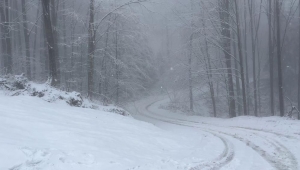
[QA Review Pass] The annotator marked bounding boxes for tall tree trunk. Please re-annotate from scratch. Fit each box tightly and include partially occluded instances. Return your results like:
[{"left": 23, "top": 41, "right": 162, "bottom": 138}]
[
  {"left": 276, "top": 0, "right": 284, "bottom": 117},
  {"left": 41, "top": 21, "right": 49, "bottom": 81},
  {"left": 0, "top": 3, "right": 7, "bottom": 74},
  {"left": 269, "top": 0, "right": 275, "bottom": 116},
  {"left": 244, "top": 0, "right": 250, "bottom": 115},
  {"left": 69, "top": 19, "right": 76, "bottom": 91},
  {"left": 21, "top": 0, "right": 31, "bottom": 80},
  {"left": 219, "top": 0, "right": 236, "bottom": 117},
  {"left": 102, "top": 19, "right": 112, "bottom": 103},
  {"left": 298, "top": 0, "right": 300, "bottom": 120},
  {"left": 14, "top": 1, "right": 25, "bottom": 74},
  {"left": 32, "top": 1, "right": 40, "bottom": 81},
  {"left": 202, "top": 17, "right": 217, "bottom": 117},
  {"left": 87, "top": 0, "right": 95, "bottom": 99},
  {"left": 257, "top": 44, "right": 262, "bottom": 114},
  {"left": 62, "top": 0, "right": 68, "bottom": 88},
  {"left": 3, "top": 0, "right": 12, "bottom": 74},
  {"left": 42, "top": 0, "right": 59, "bottom": 87},
  {"left": 115, "top": 20, "right": 120, "bottom": 104},
  {"left": 188, "top": 34, "right": 194, "bottom": 112},
  {"left": 235, "top": 0, "right": 247, "bottom": 116},
  {"left": 50, "top": 0, "right": 60, "bottom": 85},
  {"left": 249, "top": 0, "right": 258, "bottom": 116},
  {"left": 233, "top": 34, "right": 241, "bottom": 115},
  {"left": 188, "top": 0, "right": 194, "bottom": 112}
]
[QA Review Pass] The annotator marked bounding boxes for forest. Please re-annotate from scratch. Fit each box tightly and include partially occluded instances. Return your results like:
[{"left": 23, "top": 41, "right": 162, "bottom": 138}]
[{"left": 1, "top": 0, "right": 300, "bottom": 119}]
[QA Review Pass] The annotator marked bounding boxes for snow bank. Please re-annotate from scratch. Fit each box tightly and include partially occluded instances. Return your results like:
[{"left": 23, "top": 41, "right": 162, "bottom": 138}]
[
  {"left": 0, "top": 74, "right": 129, "bottom": 116},
  {"left": 0, "top": 88, "right": 207, "bottom": 170}
]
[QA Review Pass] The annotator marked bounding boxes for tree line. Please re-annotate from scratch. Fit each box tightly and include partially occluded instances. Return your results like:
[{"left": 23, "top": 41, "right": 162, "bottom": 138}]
[
  {"left": 0, "top": 0, "right": 157, "bottom": 105},
  {"left": 158, "top": 0, "right": 300, "bottom": 119}
]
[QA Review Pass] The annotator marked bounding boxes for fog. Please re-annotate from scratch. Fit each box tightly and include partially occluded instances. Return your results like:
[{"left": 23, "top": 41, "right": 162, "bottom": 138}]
[{"left": 1, "top": 0, "right": 300, "bottom": 119}]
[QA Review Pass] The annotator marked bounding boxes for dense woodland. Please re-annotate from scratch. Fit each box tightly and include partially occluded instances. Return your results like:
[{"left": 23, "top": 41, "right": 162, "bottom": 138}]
[
  {"left": 0, "top": 0, "right": 157, "bottom": 105},
  {"left": 0, "top": 0, "right": 300, "bottom": 119},
  {"left": 156, "top": 0, "right": 300, "bottom": 119}
]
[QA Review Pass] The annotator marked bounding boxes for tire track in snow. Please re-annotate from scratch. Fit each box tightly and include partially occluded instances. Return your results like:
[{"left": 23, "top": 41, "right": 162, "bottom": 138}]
[
  {"left": 272, "top": 141, "right": 298, "bottom": 170},
  {"left": 141, "top": 99, "right": 299, "bottom": 170},
  {"left": 148, "top": 106, "right": 299, "bottom": 170},
  {"left": 268, "top": 140, "right": 298, "bottom": 170},
  {"left": 214, "top": 130, "right": 298, "bottom": 170},
  {"left": 189, "top": 132, "right": 234, "bottom": 170},
  {"left": 235, "top": 129, "right": 298, "bottom": 170},
  {"left": 196, "top": 120, "right": 299, "bottom": 169},
  {"left": 230, "top": 126, "right": 300, "bottom": 141},
  {"left": 142, "top": 101, "right": 236, "bottom": 170}
]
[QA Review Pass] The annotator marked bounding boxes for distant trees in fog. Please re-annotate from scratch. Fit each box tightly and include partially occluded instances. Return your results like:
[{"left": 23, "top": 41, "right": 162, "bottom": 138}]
[
  {"left": 158, "top": 0, "right": 300, "bottom": 119},
  {"left": 0, "top": 0, "right": 156, "bottom": 105}
]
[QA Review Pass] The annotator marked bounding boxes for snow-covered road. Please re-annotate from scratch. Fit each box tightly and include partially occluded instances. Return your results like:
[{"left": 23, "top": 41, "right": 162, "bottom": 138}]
[{"left": 131, "top": 97, "right": 300, "bottom": 170}]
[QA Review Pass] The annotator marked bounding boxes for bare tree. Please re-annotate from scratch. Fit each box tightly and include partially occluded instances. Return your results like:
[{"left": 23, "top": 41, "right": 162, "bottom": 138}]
[
  {"left": 248, "top": 0, "right": 263, "bottom": 116},
  {"left": 298, "top": 0, "right": 300, "bottom": 120},
  {"left": 234, "top": 0, "right": 247, "bottom": 116},
  {"left": 42, "top": 0, "right": 59, "bottom": 87},
  {"left": 201, "top": 14, "right": 217, "bottom": 117},
  {"left": 87, "top": 0, "right": 95, "bottom": 99},
  {"left": 268, "top": 0, "right": 275, "bottom": 115},
  {"left": 218, "top": 0, "right": 236, "bottom": 117},
  {"left": 21, "top": 0, "right": 31, "bottom": 80},
  {"left": 0, "top": 1, "right": 6, "bottom": 74},
  {"left": 1, "top": 0, "right": 13, "bottom": 74},
  {"left": 276, "top": 0, "right": 284, "bottom": 117},
  {"left": 32, "top": 1, "right": 41, "bottom": 81}
]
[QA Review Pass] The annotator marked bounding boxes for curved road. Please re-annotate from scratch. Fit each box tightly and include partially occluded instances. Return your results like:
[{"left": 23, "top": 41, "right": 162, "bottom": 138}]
[{"left": 130, "top": 97, "right": 300, "bottom": 170}]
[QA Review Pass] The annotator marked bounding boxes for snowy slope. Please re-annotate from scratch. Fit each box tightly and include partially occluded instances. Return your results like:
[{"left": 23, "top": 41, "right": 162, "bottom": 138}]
[
  {"left": 0, "top": 93, "right": 211, "bottom": 170},
  {"left": 1, "top": 87, "right": 300, "bottom": 170}
]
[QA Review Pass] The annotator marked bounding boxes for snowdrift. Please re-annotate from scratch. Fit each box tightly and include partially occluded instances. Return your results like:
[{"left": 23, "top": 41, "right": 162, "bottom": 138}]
[{"left": 0, "top": 74, "right": 129, "bottom": 116}]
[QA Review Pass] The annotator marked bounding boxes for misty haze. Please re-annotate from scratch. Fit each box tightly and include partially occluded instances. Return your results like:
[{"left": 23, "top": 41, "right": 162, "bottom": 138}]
[{"left": 0, "top": 0, "right": 300, "bottom": 170}]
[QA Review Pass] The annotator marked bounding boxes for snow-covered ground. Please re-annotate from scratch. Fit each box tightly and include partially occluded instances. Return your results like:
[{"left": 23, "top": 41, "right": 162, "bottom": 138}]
[
  {"left": 0, "top": 92, "right": 209, "bottom": 170},
  {"left": 1, "top": 91, "right": 300, "bottom": 170},
  {"left": 130, "top": 97, "right": 300, "bottom": 170}
]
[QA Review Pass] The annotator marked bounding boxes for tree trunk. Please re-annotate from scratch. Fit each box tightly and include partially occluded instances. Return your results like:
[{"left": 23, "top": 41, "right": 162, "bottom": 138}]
[
  {"left": 257, "top": 42, "right": 262, "bottom": 114},
  {"left": 234, "top": 0, "right": 247, "bottom": 116},
  {"left": 233, "top": 33, "right": 241, "bottom": 116},
  {"left": 14, "top": 1, "right": 25, "bottom": 74},
  {"left": 202, "top": 16, "right": 217, "bottom": 117},
  {"left": 62, "top": 0, "right": 68, "bottom": 88},
  {"left": 243, "top": 0, "right": 250, "bottom": 115},
  {"left": 102, "top": 18, "right": 112, "bottom": 103},
  {"left": 115, "top": 20, "right": 120, "bottom": 104},
  {"left": 276, "top": 0, "right": 284, "bottom": 117},
  {"left": 87, "top": 0, "right": 95, "bottom": 99},
  {"left": 249, "top": 0, "right": 258, "bottom": 116},
  {"left": 269, "top": 0, "right": 275, "bottom": 116},
  {"left": 0, "top": 3, "right": 7, "bottom": 74},
  {"left": 42, "top": 22, "right": 49, "bottom": 81},
  {"left": 42, "top": 0, "right": 59, "bottom": 87},
  {"left": 219, "top": 0, "right": 236, "bottom": 117},
  {"left": 50, "top": 0, "right": 60, "bottom": 85},
  {"left": 32, "top": 1, "right": 40, "bottom": 81},
  {"left": 298, "top": 0, "right": 300, "bottom": 120},
  {"left": 21, "top": 0, "right": 31, "bottom": 80},
  {"left": 3, "top": 0, "right": 12, "bottom": 74},
  {"left": 189, "top": 34, "right": 194, "bottom": 112}
]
